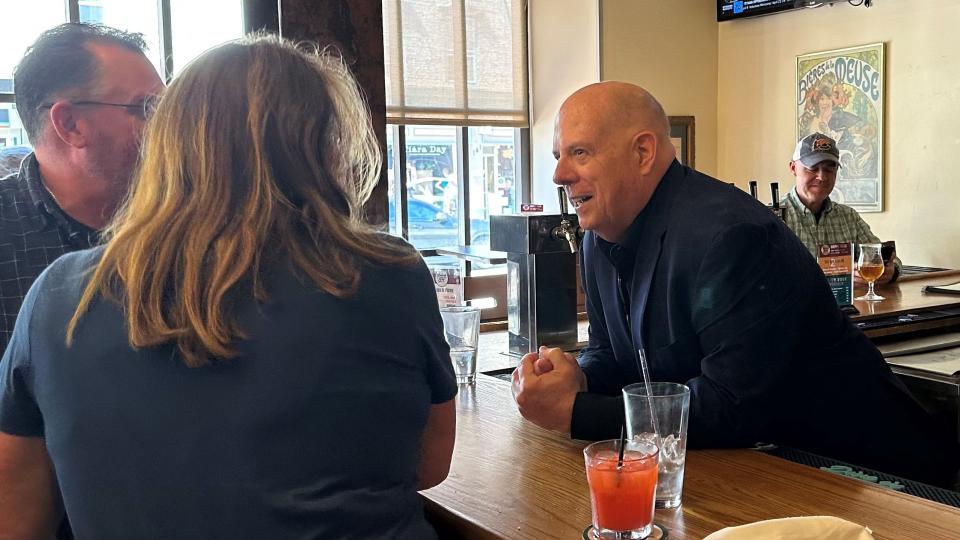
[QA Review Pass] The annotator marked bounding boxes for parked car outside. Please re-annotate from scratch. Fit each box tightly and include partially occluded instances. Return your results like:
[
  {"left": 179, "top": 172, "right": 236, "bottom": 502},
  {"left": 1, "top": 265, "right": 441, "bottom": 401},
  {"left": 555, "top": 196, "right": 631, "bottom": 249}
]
[
  {"left": 388, "top": 199, "right": 490, "bottom": 251},
  {"left": 407, "top": 176, "right": 457, "bottom": 214}
]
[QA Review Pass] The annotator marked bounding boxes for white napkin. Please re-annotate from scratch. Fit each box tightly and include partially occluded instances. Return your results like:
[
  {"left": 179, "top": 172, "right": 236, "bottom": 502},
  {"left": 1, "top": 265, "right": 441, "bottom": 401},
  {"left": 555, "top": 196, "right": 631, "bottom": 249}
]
[{"left": 703, "top": 516, "right": 874, "bottom": 540}]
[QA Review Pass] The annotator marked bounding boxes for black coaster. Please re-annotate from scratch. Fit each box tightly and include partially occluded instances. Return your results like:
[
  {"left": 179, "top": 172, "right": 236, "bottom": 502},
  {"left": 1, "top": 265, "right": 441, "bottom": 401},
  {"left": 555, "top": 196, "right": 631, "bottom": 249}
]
[{"left": 582, "top": 523, "right": 668, "bottom": 539}]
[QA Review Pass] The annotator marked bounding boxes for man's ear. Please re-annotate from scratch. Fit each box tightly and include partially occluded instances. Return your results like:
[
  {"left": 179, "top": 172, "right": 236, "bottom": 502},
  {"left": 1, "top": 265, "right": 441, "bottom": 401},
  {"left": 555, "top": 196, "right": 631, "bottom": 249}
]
[
  {"left": 47, "top": 102, "right": 88, "bottom": 149},
  {"left": 632, "top": 131, "right": 658, "bottom": 175},
  {"left": 788, "top": 160, "right": 798, "bottom": 176}
]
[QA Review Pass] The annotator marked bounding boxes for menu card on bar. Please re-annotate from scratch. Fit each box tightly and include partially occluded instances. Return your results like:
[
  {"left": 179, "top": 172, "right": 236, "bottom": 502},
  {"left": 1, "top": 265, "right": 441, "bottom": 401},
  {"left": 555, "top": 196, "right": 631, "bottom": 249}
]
[{"left": 817, "top": 243, "right": 854, "bottom": 306}]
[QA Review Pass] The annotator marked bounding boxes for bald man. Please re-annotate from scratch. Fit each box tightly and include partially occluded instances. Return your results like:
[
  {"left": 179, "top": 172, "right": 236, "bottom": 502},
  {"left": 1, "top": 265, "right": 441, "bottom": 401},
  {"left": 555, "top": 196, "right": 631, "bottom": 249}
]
[{"left": 512, "top": 82, "right": 960, "bottom": 487}]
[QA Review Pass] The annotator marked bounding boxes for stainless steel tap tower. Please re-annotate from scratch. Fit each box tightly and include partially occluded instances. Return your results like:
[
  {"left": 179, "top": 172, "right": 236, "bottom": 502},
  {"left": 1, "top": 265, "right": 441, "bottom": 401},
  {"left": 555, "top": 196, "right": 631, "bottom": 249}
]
[{"left": 490, "top": 188, "right": 583, "bottom": 357}]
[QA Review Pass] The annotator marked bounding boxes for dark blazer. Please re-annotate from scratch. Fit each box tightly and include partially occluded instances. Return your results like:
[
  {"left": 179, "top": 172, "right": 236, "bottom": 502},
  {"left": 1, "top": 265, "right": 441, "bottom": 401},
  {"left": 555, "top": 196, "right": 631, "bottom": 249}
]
[{"left": 571, "top": 161, "right": 959, "bottom": 486}]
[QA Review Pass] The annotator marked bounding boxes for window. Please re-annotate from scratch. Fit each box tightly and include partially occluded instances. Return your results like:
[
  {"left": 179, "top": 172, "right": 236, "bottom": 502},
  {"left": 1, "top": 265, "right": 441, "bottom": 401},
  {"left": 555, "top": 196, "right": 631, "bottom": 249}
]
[
  {"left": 465, "top": 17, "right": 478, "bottom": 86},
  {"left": 1, "top": 0, "right": 65, "bottom": 150},
  {"left": 80, "top": 0, "right": 163, "bottom": 76},
  {"left": 384, "top": 0, "right": 528, "bottom": 318},
  {"left": 0, "top": 105, "right": 25, "bottom": 147},
  {"left": 384, "top": 0, "right": 528, "bottom": 125},
  {"left": 467, "top": 126, "right": 520, "bottom": 249},
  {"left": 170, "top": 0, "right": 243, "bottom": 75},
  {"left": 0, "top": 0, "right": 66, "bottom": 91},
  {"left": 79, "top": 1, "right": 104, "bottom": 23},
  {"left": 389, "top": 125, "right": 462, "bottom": 252},
  {"left": 0, "top": 0, "right": 243, "bottom": 151},
  {"left": 465, "top": 52, "right": 478, "bottom": 86}
]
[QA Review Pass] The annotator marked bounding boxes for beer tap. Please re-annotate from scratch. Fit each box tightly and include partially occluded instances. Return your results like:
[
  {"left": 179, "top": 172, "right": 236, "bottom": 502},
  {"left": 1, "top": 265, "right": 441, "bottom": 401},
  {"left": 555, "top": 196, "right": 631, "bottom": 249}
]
[
  {"left": 553, "top": 187, "right": 580, "bottom": 254},
  {"left": 491, "top": 191, "right": 583, "bottom": 355},
  {"left": 769, "top": 181, "right": 786, "bottom": 221}
]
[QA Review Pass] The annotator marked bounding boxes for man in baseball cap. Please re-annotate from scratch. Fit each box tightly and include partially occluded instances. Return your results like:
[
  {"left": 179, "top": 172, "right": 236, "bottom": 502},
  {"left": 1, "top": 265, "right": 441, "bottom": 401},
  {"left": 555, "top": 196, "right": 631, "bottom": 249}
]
[
  {"left": 794, "top": 132, "right": 841, "bottom": 168},
  {"left": 783, "top": 132, "right": 899, "bottom": 283}
]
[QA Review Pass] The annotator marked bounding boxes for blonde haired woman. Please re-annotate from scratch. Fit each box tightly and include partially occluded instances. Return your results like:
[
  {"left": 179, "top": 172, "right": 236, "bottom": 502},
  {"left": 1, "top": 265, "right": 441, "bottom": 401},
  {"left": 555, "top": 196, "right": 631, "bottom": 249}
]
[{"left": 0, "top": 35, "right": 456, "bottom": 539}]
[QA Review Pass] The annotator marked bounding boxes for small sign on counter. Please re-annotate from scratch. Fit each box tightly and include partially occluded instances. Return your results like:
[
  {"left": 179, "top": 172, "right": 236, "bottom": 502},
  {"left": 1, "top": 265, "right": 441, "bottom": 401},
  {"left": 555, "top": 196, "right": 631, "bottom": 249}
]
[
  {"left": 817, "top": 242, "right": 854, "bottom": 306},
  {"left": 433, "top": 267, "right": 463, "bottom": 307},
  {"left": 520, "top": 204, "right": 543, "bottom": 213}
]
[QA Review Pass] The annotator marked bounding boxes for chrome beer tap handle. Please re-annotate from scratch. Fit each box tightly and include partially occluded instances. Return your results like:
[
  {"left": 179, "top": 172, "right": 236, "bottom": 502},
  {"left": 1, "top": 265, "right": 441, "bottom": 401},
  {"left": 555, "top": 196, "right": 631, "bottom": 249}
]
[{"left": 553, "top": 187, "right": 579, "bottom": 254}]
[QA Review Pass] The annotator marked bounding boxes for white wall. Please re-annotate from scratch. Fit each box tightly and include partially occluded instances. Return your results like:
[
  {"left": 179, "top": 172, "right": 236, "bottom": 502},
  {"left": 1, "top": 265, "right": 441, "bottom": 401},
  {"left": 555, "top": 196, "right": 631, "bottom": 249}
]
[
  {"left": 528, "top": 0, "right": 601, "bottom": 211},
  {"left": 600, "top": 0, "right": 719, "bottom": 176},
  {"left": 717, "top": 0, "right": 960, "bottom": 267}
]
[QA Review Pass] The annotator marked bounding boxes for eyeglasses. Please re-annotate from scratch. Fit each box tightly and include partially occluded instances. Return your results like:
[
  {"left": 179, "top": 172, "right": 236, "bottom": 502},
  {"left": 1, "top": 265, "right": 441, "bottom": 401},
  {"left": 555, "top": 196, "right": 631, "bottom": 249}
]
[{"left": 37, "top": 95, "right": 160, "bottom": 121}]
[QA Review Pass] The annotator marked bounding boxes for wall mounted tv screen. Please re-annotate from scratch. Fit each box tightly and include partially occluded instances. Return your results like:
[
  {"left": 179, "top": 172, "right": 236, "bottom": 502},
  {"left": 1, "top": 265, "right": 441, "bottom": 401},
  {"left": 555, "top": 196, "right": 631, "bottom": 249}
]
[{"left": 718, "top": 0, "right": 800, "bottom": 21}]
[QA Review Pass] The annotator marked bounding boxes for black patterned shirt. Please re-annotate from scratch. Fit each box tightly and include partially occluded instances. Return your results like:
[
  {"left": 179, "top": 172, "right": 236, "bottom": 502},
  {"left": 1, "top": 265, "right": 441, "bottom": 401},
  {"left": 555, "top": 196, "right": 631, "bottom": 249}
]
[{"left": 0, "top": 153, "right": 98, "bottom": 353}]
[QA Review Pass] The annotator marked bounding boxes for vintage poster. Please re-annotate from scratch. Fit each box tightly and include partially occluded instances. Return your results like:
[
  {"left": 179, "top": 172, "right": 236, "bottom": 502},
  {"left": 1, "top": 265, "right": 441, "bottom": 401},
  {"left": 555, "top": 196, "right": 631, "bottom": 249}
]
[{"left": 797, "top": 43, "right": 884, "bottom": 212}]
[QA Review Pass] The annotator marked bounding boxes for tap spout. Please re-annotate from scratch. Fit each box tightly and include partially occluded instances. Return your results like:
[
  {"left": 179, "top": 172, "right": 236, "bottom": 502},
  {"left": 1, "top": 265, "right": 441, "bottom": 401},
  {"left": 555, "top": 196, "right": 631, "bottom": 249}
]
[{"left": 554, "top": 186, "right": 580, "bottom": 253}]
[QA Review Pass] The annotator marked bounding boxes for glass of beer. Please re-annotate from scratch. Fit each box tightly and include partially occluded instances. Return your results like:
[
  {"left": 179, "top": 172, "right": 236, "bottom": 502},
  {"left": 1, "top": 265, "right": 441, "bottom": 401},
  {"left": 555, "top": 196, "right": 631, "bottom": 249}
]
[{"left": 856, "top": 243, "right": 885, "bottom": 301}]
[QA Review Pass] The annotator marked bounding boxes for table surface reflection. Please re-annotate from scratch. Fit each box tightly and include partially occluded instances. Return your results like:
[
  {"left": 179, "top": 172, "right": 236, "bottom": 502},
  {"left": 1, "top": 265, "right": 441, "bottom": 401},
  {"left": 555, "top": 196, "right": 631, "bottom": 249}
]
[{"left": 422, "top": 376, "right": 960, "bottom": 539}]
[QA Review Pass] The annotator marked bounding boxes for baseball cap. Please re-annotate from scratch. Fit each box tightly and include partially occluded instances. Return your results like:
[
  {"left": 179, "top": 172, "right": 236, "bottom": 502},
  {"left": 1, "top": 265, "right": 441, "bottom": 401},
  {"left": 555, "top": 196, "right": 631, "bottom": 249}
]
[{"left": 792, "top": 132, "right": 840, "bottom": 168}]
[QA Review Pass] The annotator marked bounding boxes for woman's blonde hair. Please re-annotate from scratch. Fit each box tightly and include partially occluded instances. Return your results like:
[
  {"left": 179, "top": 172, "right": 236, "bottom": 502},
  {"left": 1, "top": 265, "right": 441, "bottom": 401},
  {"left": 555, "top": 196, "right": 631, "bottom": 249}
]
[{"left": 67, "top": 34, "right": 419, "bottom": 367}]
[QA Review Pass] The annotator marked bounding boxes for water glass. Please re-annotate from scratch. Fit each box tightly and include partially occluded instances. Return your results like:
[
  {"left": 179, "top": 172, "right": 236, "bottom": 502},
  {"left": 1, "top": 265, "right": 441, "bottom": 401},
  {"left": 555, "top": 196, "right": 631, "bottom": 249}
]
[
  {"left": 623, "top": 382, "right": 691, "bottom": 509},
  {"left": 439, "top": 306, "right": 481, "bottom": 384}
]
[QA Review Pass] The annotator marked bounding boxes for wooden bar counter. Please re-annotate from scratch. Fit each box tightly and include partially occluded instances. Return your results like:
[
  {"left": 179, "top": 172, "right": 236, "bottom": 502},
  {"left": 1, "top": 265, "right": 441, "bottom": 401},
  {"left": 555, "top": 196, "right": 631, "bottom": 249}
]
[
  {"left": 422, "top": 376, "right": 960, "bottom": 539},
  {"left": 854, "top": 273, "right": 960, "bottom": 316},
  {"left": 474, "top": 274, "right": 960, "bottom": 374},
  {"left": 852, "top": 274, "right": 960, "bottom": 339}
]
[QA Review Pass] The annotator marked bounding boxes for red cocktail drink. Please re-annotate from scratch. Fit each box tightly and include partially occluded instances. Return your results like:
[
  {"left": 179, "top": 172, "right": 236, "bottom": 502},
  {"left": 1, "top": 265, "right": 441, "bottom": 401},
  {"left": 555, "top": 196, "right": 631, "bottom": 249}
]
[{"left": 584, "top": 440, "right": 658, "bottom": 539}]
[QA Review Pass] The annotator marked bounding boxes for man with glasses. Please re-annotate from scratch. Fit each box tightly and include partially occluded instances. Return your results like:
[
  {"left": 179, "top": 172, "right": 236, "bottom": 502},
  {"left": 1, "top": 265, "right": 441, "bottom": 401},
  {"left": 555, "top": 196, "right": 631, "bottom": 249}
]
[
  {"left": 0, "top": 23, "right": 163, "bottom": 352},
  {"left": 783, "top": 132, "right": 899, "bottom": 283}
]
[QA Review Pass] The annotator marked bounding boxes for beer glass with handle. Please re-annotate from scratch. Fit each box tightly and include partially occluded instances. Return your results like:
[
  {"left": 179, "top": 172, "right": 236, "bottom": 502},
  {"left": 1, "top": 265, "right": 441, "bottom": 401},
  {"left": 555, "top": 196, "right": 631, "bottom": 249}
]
[{"left": 856, "top": 243, "right": 885, "bottom": 301}]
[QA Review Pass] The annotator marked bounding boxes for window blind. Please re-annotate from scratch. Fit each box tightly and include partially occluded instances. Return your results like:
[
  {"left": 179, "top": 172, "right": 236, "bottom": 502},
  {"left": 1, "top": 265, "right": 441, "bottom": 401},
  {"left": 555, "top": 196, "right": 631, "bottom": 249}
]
[{"left": 383, "top": 0, "right": 528, "bottom": 128}]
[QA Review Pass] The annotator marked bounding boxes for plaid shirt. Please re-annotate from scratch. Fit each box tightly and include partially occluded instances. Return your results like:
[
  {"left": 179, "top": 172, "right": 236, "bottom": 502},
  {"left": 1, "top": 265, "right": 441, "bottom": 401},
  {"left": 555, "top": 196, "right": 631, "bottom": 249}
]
[
  {"left": 782, "top": 188, "right": 881, "bottom": 257},
  {"left": 0, "top": 153, "right": 98, "bottom": 353}
]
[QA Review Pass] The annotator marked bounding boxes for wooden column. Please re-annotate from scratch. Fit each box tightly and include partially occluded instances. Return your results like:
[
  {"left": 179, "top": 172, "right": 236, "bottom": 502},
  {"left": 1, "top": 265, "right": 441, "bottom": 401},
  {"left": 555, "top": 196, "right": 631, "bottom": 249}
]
[
  {"left": 243, "top": 0, "right": 280, "bottom": 33},
  {"left": 279, "top": 0, "right": 388, "bottom": 224}
]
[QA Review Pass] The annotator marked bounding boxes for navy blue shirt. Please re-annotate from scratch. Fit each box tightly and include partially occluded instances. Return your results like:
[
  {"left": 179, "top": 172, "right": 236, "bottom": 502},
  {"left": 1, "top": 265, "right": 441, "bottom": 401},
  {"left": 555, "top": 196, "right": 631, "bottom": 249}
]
[{"left": 0, "top": 245, "right": 457, "bottom": 539}]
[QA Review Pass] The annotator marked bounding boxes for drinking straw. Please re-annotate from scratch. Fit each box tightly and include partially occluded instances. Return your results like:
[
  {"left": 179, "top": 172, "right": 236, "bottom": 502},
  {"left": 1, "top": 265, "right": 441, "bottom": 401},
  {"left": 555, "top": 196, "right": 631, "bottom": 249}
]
[
  {"left": 637, "top": 348, "right": 662, "bottom": 446},
  {"left": 617, "top": 424, "right": 626, "bottom": 469}
]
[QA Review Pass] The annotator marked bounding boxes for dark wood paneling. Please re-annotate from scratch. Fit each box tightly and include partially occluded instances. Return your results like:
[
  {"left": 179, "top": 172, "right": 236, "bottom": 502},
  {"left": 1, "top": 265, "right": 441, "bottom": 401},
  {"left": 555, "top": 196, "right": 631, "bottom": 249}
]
[
  {"left": 465, "top": 275, "right": 507, "bottom": 320},
  {"left": 279, "top": 0, "right": 388, "bottom": 224},
  {"left": 243, "top": 0, "right": 280, "bottom": 33}
]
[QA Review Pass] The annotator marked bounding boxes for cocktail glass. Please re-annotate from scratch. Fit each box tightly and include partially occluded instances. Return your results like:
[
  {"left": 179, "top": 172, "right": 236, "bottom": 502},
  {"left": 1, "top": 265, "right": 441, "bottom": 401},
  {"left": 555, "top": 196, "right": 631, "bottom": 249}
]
[{"left": 583, "top": 438, "right": 658, "bottom": 539}]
